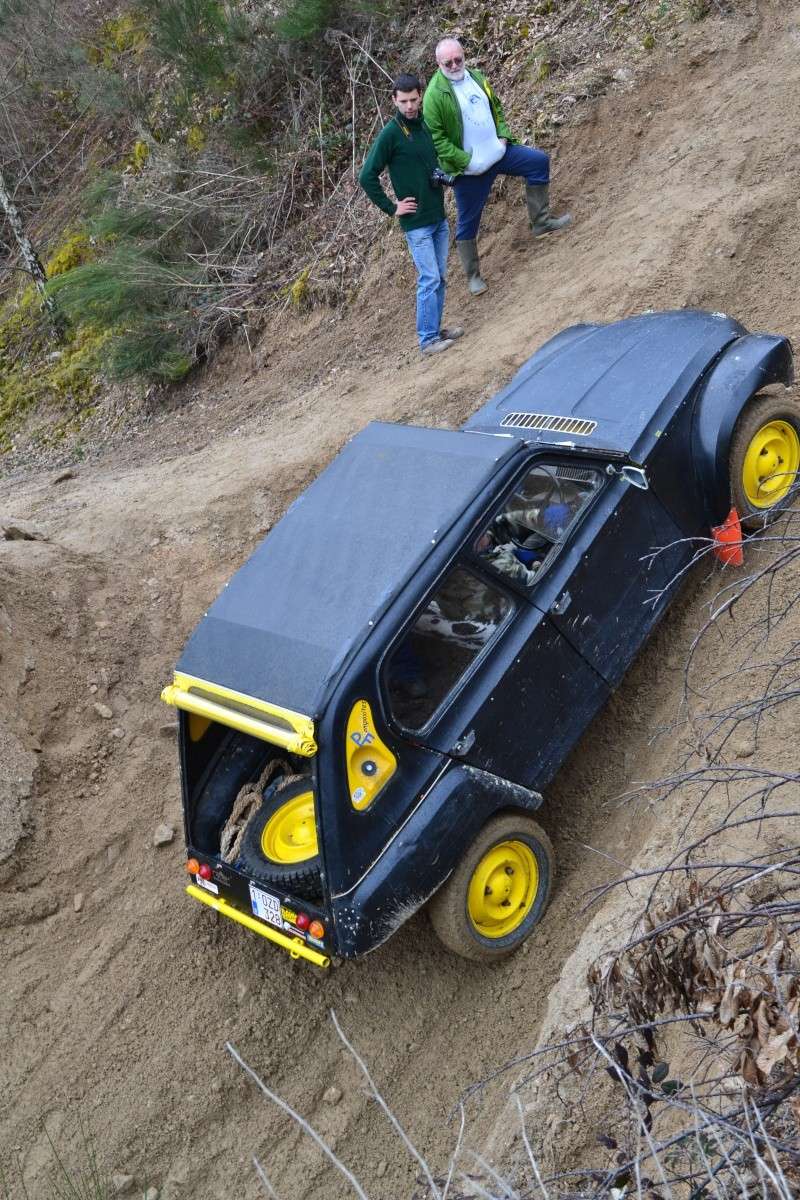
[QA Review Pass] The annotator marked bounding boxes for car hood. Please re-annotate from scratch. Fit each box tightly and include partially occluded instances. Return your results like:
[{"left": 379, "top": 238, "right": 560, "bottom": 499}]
[{"left": 462, "top": 309, "right": 746, "bottom": 456}]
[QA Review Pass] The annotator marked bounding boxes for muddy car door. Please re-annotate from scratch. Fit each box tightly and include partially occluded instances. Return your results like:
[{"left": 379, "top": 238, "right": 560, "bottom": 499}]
[
  {"left": 381, "top": 558, "right": 610, "bottom": 792},
  {"left": 523, "top": 461, "right": 688, "bottom": 686}
]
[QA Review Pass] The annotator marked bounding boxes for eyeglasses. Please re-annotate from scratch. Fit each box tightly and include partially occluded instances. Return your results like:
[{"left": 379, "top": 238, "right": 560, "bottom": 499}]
[{"left": 441, "top": 56, "right": 463, "bottom": 68}]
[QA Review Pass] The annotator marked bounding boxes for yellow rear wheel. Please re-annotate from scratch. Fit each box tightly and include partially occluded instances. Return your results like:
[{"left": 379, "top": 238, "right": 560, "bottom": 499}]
[
  {"left": 467, "top": 840, "right": 538, "bottom": 939},
  {"left": 730, "top": 396, "right": 800, "bottom": 529},
  {"left": 429, "top": 814, "right": 554, "bottom": 961}
]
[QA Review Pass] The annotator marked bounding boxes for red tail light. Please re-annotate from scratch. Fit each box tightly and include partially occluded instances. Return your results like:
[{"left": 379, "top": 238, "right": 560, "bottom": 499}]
[
  {"left": 198, "top": 863, "right": 213, "bottom": 880},
  {"left": 295, "top": 912, "right": 310, "bottom": 930}
]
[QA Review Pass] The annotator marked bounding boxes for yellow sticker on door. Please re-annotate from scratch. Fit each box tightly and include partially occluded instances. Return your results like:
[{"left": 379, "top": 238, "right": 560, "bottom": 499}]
[{"left": 346, "top": 699, "right": 397, "bottom": 811}]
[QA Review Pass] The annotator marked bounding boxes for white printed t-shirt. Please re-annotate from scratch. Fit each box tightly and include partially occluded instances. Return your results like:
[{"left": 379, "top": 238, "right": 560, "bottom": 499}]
[{"left": 451, "top": 73, "right": 506, "bottom": 176}]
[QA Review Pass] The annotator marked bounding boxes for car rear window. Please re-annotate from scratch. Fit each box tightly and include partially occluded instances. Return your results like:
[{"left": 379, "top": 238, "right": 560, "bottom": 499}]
[{"left": 385, "top": 566, "right": 511, "bottom": 731}]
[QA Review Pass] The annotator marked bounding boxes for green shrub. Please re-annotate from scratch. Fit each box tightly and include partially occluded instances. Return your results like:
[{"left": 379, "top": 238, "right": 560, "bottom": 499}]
[
  {"left": 47, "top": 242, "right": 195, "bottom": 382},
  {"left": 140, "top": 0, "right": 247, "bottom": 90},
  {"left": 277, "top": 0, "right": 336, "bottom": 40},
  {"left": 276, "top": 0, "right": 388, "bottom": 41}
]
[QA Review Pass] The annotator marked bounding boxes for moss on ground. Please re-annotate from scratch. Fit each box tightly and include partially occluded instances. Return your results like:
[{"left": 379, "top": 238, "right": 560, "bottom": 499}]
[{"left": 0, "top": 234, "right": 107, "bottom": 453}]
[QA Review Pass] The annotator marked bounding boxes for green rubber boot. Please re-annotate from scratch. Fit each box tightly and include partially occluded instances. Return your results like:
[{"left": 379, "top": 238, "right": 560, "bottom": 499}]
[
  {"left": 526, "top": 183, "right": 572, "bottom": 237},
  {"left": 457, "top": 238, "right": 488, "bottom": 296}
]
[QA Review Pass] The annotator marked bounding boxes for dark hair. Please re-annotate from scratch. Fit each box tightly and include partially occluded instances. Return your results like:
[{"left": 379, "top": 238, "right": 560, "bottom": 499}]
[{"left": 392, "top": 73, "right": 422, "bottom": 97}]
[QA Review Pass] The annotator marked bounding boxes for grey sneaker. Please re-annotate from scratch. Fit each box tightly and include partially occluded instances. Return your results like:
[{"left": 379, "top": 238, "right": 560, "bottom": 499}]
[
  {"left": 421, "top": 337, "right": 454, "bottom": 356},
  {"left": 439, "top": 327, "right": 465, "bottom": 340}
]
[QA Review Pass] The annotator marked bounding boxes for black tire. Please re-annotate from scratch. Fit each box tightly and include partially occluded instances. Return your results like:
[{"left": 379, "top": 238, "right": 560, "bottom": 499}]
[
  {"left": 428, "top": 813, "right": 554, "bottom": 962},
  {"left": 729, "top": 395, "right": 800, "bottom": 531},
  {"left": 192, "top": 732, "right": 270, "bottom": 853},
  {"left": 238, "top": 776, "right": 322, "bottom": 900}
]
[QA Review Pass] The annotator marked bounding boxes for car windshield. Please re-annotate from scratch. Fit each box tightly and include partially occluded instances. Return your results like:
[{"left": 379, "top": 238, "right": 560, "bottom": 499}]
[
  {"left": 385, "top": 566, "right": 511, "bottom": 731},
  {"left": 475, "top": 462, "right": 603, "bottom": 588}
]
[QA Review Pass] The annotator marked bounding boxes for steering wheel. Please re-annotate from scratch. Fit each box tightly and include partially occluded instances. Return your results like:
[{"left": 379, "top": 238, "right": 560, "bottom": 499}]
[{"left": 527, "top": 465, "right": 565, "bottom": 509}]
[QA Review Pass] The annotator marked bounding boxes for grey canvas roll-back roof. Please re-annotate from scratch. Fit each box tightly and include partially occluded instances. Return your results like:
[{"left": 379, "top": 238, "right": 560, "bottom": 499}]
[
  {"left": 176, "top": 311, "right": 754, "bottom": 719},
  {"left": 177, "top": 422, "right": 520, "bottom": 715}
]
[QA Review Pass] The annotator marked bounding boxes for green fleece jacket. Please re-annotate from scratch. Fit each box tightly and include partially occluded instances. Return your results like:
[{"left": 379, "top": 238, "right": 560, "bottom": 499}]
[
  {"left": 358, "top": 114, "right": 445, "bottom": 232},
  {"left": 422, "top": 68, "right": 514, "bottom": 177}
]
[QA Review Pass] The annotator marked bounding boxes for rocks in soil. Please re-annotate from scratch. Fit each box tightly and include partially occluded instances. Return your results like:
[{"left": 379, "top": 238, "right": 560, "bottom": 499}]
[
  {"left": 73, "top": 892, "right": 84, "bottom": 913},
  {"left": 732, "top": 737, "right": 756, "bottom": 758},
  {"left": 52, "top": 469, "right": 75, "bottom": 484},
  {"left": 153, "top": 823, "right": 175, "bottom": 846},
  {"left": 0, "top": 892, "right": 59, "bottom": 929},
  {"left": 1, "top": 518, "right": 46, "bottom": 541},
  {"left": 111, "top": 1174, "right": 135, "bottom": 1195},
  {"left": 93, "top": 702, "right": 114, "bottom": 720},
  {"left": 322, "top": 1085, "right": 343, "bottom": 1106},
  {"left": 376, "top": 1160, "right": 388, "bottom": 1178},
  {"left": 0, "top": 719, "right": 36, "bottom": 883}
]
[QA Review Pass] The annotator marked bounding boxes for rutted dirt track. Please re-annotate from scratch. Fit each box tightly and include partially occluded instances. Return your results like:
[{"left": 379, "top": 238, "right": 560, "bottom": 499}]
[{"left": 3, "top": 4, "right": 800, "bottom": 1197}]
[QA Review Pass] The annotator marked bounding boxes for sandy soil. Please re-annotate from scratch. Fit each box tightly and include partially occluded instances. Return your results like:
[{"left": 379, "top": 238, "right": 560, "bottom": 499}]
[{"left": 2, "top": 3, "right": 800, "bottom": 1197}]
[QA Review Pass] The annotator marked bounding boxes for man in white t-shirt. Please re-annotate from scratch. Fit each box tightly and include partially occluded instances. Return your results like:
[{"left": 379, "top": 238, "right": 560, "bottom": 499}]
[{"left": 423, "top": 38, "right": 571, "bottom": 296}]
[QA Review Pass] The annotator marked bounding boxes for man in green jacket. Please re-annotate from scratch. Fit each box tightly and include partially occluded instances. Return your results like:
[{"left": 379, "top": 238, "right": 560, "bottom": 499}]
[
  {"left": 423, "top": 38, "right": 571, "bottom": 296},
  {"left": 359, "top": 72, "right": 463, "bottom": 355}
]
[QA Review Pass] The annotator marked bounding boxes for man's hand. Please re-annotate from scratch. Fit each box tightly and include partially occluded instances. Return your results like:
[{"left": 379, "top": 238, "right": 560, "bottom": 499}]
[{"left": 395, "top": 197, "right": 418, "bottom": 216}]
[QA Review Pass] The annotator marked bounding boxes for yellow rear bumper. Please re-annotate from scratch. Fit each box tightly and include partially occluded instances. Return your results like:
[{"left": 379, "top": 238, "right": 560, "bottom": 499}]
[{"left": 186, "top": 885, "right": 330, "bottom": 969}]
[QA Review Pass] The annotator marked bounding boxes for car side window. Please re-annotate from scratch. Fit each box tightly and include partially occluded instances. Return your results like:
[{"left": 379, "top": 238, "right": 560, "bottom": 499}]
[
  {"left": 385, "top": 566, "right": 511, "bottom": 732},
  {"left": 475, "top": 462, "right": 603, "bottom": 590}
]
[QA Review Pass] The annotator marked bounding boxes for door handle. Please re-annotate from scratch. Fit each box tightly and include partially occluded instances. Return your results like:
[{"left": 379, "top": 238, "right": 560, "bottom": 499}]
[
  {"left": 451, "top": 729, "right": 475, "bottom": 757},
  {"left": 550, "top": 590, "right": 571, "bottom": 616}
]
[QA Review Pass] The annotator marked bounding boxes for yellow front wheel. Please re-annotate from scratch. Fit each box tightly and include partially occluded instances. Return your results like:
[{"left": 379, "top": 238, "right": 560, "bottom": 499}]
[
  {"left": 429, "top": 814, "right": 554, "bottom": 961},
  {"left": 730, "top": 396, "right": 800, "bottom": 529}
]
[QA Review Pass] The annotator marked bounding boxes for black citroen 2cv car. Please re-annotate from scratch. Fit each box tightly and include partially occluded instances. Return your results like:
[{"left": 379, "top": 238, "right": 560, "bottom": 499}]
[{"left": 162, "top": 310, "right": 797, "bottom": 966}]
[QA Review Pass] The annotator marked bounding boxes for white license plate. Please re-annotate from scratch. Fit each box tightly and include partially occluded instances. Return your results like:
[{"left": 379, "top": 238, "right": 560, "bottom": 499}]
[{"left": 249, "top": 883, "right": 283, "bottom": 928}]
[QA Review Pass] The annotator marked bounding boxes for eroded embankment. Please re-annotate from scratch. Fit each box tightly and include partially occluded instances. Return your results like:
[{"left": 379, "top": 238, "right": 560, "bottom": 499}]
[{"left": 3, "top": 3, "right": 800, "bottom": 1197}]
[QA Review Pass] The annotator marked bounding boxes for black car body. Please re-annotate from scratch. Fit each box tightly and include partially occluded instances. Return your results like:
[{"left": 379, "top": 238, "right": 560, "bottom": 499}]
[{"left": 162, "top": 310, "right": 797, "bottom": 966}]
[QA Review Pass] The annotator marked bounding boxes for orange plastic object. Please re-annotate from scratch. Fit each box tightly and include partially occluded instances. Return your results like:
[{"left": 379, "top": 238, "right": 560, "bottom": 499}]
[{"left": 711, "top": 507, "right": 744, "bottom": 566}]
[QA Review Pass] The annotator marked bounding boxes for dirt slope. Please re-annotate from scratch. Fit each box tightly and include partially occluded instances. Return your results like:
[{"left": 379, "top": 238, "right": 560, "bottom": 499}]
[{"left": 2, "top": 3, "right": 800, "bottom": 1197}]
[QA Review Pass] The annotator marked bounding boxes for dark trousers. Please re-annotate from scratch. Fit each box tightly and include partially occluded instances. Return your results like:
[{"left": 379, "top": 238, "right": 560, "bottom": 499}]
[{"left": 454, "top": 143, "right": 549, "bottom": 241}]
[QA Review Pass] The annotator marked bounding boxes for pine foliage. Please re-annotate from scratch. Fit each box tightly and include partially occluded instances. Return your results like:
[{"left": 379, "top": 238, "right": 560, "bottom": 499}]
[{"left": 0, "top": 0, "right": 732, "bottom": 445}]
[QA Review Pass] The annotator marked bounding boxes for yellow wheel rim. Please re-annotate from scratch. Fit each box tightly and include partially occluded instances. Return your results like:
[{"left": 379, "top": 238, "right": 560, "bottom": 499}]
[
  {"left": 261, "top": 792, "right": 317, "bottom": 863},
  {"left": 467, "top": 840, "right": 539, "bottom": 939},
  {"left": 742, "top": 420, "right": 800, "bottom": 508}
]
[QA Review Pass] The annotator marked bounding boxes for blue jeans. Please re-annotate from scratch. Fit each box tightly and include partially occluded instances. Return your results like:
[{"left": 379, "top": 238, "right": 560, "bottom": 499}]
[
  {"left": 404, "top": 218, "right": 450, "bottom": 349},
  {"left": 454, "top": 144, "right": 549, "bottom": 241}
]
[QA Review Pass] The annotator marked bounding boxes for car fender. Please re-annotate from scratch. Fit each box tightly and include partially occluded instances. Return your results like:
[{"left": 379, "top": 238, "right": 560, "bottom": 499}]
[
  {"left": 692, "top": 333, "right": 794, "bottom": 525},
  {"left": 330, "top": 764, "right": 542, "bottom": 957}
]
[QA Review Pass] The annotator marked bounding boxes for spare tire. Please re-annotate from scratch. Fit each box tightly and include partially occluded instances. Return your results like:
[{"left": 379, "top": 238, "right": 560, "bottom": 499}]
[{"left": 238, "top": 775, "right": 322, "bottom": 900}]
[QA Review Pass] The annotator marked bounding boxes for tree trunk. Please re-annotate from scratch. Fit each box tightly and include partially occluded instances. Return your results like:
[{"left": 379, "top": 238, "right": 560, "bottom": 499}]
[{"left": 0, "top": 166, "right": 62, "bottom": 336}]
